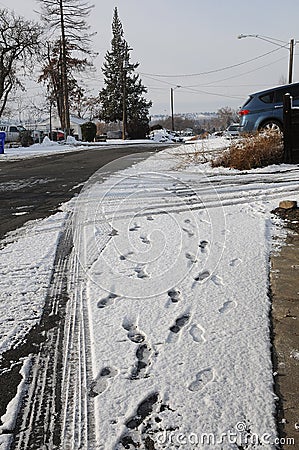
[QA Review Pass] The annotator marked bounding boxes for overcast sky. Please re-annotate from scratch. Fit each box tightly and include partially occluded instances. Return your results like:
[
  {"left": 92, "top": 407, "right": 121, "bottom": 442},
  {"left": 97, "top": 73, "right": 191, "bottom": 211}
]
[{"left": 1, "top": 0, "right": 299, "bottom": 114}]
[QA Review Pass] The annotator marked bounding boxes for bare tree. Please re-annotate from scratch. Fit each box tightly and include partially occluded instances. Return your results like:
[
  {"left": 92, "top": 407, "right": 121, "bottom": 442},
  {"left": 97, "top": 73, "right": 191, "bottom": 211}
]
[
  {"left": 0, "top": 9, "right": 42, "bottom": 117},
  {"left": 39, "top": 40, "right": 94, "bottom": 126},
  {"left": 278, "top": 75, "right": 287, "bottom": 85},
  {"left": 37, "top": 0, "right": 95, "bottom": 135},
  {"left": 214, "top": 106, "right": 239, "bottom": 130}
]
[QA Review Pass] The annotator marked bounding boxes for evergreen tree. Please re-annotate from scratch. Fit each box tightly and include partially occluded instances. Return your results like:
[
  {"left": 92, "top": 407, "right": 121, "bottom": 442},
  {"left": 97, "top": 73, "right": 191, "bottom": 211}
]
[{"left": 100, "top": 8, "right": 152, "bottom": 139}]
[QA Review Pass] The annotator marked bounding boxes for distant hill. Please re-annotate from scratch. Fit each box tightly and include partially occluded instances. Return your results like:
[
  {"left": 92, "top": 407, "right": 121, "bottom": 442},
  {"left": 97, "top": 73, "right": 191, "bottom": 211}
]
[{"left": 150, "top": 112, "right": 216, "bottom": 122}]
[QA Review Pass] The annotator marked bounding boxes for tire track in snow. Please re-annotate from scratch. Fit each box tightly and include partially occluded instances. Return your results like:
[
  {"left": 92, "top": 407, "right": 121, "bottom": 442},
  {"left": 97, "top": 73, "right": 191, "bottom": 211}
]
[
  {"left": 11, "top": 214, "right": 95, "bottom": 450},
  {"left": 89, "top": 170, "right": 299, "bottom": 224}
]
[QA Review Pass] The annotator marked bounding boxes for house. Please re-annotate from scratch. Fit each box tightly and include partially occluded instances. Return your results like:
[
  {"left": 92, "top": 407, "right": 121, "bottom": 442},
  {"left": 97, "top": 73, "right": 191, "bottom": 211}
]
[{"left": 33, "top": 115, "right": 89, "bottom": 141}]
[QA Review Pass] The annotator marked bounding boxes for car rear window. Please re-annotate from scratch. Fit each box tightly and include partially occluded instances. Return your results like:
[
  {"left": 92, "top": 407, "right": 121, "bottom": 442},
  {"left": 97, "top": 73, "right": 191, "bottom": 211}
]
[{"left": 259, "top": 92, "right": 274, "bottom": 103}]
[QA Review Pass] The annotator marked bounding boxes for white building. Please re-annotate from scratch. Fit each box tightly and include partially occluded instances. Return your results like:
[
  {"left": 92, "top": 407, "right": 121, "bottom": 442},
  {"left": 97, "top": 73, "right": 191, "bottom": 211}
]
[{"left": 34, "top": 115, "right": 89, "bottom": 140}]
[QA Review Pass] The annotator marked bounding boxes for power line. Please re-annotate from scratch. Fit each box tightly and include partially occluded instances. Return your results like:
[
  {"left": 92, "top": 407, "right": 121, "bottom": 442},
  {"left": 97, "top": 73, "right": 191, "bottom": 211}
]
[
  {"left": 139, "top": 46, "right": 287, "bottom": 78},
  {"left": 184, "top": 56, "right": 287, "bottom": 88},
  {"left": 140, "top": 73, "right": 181, "bottom": 88},
  {"left": 142, "top": 54, "right": 288, "bottom": 101},
  {"left": 178, "top": 86, "right": 244, "bottom": 100},
  {"left": 147, "top": 86, "right": 170, "bottom": 90}
]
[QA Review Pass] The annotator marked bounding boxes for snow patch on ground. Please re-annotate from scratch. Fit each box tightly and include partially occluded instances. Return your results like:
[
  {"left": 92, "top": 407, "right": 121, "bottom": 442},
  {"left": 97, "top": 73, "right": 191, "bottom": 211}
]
[
  {"left": 0, "top": 357, "right": 31, "bottom": 445},
  {"left": 0, "top": 137, "right": 167, "bottom": 160},
  {"left": 0, "top": 211, "right": 68, "bottom": 355}
]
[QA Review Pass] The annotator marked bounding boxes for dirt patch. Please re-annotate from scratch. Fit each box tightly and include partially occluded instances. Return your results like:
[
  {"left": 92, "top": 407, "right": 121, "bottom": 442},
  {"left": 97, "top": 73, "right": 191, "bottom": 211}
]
[
  {"left": 271, "top": 207, "right": 299, "bottom": 447},
  {"left": 272, "top": 206, "right": 299, "bottom": 233}
]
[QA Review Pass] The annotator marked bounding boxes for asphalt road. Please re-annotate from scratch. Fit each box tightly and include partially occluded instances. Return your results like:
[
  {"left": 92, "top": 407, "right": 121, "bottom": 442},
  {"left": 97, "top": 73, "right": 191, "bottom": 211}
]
[{"left": 0, "top": 143, "right": 172, "bottom": 239}]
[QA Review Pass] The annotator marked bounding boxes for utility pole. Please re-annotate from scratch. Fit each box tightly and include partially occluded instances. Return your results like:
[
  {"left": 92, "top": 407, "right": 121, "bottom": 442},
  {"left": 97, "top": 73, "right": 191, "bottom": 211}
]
[
  {"left": 59, "top": 0, "right": 71, "bottom": 137},
  {"left": 171, "top": 86, "right": 181, "bottom": 132},
  {"left": 171, "top": 88, "right": 174, "bottom": 131},
  {"left": 288, "top": 38, "right": 295, "bottom": 84},
  {"left": 122, "top": 44, "right": 132, "bottom": 140},
  {"left": 49, "top": 99, "right": 52, "bottom": 141},
  {"left": 122, "top": 64, "right": 127, "bottom": 140}
]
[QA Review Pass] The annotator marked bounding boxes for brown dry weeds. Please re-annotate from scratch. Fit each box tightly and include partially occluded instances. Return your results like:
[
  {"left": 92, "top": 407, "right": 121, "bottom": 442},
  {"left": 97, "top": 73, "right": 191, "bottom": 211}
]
[{"left": 212, "top": 132, "right": 284, "bottom": 170}]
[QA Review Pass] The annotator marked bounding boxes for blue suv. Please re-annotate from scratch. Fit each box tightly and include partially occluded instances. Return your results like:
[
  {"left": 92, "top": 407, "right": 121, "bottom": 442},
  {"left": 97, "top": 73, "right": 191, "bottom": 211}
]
[{"left": 239, "top": 82, "right": 299, "bottom": 133}]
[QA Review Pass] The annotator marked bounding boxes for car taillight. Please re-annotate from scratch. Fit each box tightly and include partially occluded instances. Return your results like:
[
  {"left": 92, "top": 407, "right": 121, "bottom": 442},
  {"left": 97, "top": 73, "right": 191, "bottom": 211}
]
[{"left": 239, "top": 109, "right": 250, "bottom": 116}]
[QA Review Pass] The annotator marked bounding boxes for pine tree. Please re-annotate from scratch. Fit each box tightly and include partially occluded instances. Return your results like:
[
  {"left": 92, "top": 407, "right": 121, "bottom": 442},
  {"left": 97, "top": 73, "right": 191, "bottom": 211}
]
[{"left": 100, "top": 7, "right": 152, "bottom": 139}]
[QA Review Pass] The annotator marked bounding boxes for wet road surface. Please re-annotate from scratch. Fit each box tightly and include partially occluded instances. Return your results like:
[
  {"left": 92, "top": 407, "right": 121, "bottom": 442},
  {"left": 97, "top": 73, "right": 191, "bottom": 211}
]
[{"left": 0, "top": 143, "right": 172, "bottom": 239}]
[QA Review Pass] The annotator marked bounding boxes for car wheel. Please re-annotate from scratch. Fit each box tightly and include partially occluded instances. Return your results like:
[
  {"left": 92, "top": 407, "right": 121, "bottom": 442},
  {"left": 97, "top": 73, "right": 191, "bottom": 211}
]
[{"left": 259, "top": 120, "right": 282, "bottom": 133}]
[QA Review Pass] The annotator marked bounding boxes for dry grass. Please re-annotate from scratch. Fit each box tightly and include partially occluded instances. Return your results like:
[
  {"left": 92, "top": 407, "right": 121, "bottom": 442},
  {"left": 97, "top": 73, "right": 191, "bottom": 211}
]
[
  {"left": 173, "top": 140, "right": 228, "bottom": 169},
  {"left": 212, "top": 132, "right": 284, "bottom": 170},
  {"left": 173, "top": 142, "right": 210, "bottom": 169}
]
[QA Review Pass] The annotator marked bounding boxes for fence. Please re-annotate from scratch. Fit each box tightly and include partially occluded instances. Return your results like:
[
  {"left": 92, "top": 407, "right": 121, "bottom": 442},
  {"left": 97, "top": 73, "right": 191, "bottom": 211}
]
[{"left": 283, "top": 93, "right": 299, "bottom": 163}]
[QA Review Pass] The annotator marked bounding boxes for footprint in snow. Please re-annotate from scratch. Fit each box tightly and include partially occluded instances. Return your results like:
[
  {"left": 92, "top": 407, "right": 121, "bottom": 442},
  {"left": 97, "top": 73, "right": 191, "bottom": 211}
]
[
  {"left": 182, "top": 227, "right": 195, "bottom": 238},
  {"left": 185, "top": 252, "right": 197, "bottom": 264},
  {"left": 122, "top": 319, "right": 152, "bottom": 379},
  {"left": 89, "top": 366, "right": 118, "bottom": 396},
  {"left": 229, "top": 258, "right": 242, "bottom": 267},
  {"left": 119, "top": 251, "right": 134, "bottom": 261},
  {"left": 194, "top": 271, "right": 210, "bottom": 283},
  {"left": 167, "top": 289, "right": 181, "bottom": 303},
  {"left": 211, "top": 274, "right": 223, "bottom": 286},
  {"left": 188, "top": 368, "right": 214, "bottom": 392},
  {"left": 219, "top": 300, "right": 237, "bottom": 314},
  {"left": 199, "top": 240, "right": 209, "bottom": 253},
  {"left": 97, "top": 293, "right": 118, "bottom": 309},
  {"left": 189, "top": 324, "right": 206, "bottom": 343},
  {"left": 122, "top": 320, "right": 146, "bottom": 344},
  {"left": 125, "top": 392, "right": 159, "bottom": 430},
  {"left": 167, "top": 314, "right": 190, "bottom": 343},
  {"left": 140, "top": 235, "right": 150, "bottom": 245},
  {"left": 108, "top": 228, "right": 118, "bottom": 236},
  {"left": 129, "top": 222, "right": 141, "bottom": 232},
  {"left": 130, "top": 343, "right": 152, "bottom": 380},
  {"left": 117, "top": 393, "right": 160, "bottom": 449},
  {"left": 134, "top": 266, "right": 149, "bottom": 279},
  {"left": 170, "top": 314, "right": 190, "bottom": 333},
  {"left": 221, "top": 228, "right": 231, "bottom": 235}
]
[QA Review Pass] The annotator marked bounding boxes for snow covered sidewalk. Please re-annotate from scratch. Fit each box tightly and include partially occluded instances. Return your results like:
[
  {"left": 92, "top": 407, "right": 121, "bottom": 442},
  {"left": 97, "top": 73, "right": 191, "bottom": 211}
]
[{"left": 71, "top": 143, "right": 298, "bottom": 449}]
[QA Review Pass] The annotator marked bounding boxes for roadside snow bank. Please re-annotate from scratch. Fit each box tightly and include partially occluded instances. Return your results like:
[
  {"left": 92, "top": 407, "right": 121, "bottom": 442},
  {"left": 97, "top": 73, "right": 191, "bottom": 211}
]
[
  {"left": 0, "top": 211, "right": 68, "bottom": 355},
  {"left": 0, "top": 138, "right": 165, "bottom": 160},
  {"left": 0, "top": 358, "right": 31, "bottom": 446}
]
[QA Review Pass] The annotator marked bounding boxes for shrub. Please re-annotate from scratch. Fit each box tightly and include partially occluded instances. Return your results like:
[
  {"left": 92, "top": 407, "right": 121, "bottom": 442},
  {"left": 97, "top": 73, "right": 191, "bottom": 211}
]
[
  {"left": 81, "top": 121, "right": 97, "bottom": 142},
  {"left": 212, "top": 132, "right": 284, "bottom": 170},
  {"left": 127, "top": 119, "right": 150, "bottom": 139},
  {"left": 19, "top": 130, "right": 34, "bottom": 147}
]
